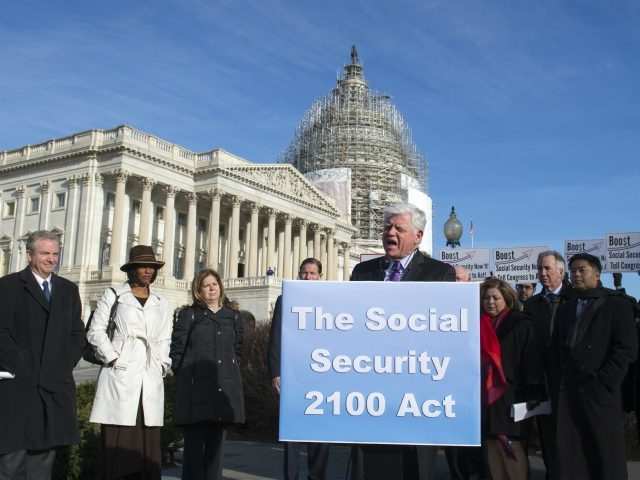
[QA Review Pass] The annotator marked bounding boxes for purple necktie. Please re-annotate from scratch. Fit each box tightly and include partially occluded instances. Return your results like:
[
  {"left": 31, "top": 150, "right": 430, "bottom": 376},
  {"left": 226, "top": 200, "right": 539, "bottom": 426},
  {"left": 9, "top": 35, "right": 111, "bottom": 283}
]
[{"left": 388, "top": 260, "right": 402, "bottom": 281}]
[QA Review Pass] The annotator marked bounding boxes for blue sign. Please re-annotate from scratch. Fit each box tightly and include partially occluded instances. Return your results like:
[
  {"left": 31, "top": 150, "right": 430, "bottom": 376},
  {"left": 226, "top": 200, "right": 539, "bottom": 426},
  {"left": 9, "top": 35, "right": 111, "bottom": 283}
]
[{"left": 279, "top": 280, "right": 481, "bottom": 446}]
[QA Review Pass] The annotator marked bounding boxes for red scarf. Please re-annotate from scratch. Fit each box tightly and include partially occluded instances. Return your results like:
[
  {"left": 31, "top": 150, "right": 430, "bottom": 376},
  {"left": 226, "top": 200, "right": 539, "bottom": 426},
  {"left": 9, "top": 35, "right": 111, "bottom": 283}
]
[{"left": 480, "top": 309, "right": 509, "bottom": 406}]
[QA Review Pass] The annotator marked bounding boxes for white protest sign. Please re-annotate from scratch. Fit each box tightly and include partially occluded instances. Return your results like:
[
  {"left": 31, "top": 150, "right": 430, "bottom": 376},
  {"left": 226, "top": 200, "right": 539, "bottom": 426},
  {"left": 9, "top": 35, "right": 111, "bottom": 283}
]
[
  {"left": 279, "top": 280, "right": 481, "bottom": 446},
  {"left": 564, "top": 239, "right": 608, "bottom": 272},
  {"left": 493, "top": 246, "right": 548, "bottom": 283},
  {"left": 605, "top": 232, "right": 640, "bottom": 272},
  {"left": 438, "top": 248, "right": 491, "bottom": 281}
]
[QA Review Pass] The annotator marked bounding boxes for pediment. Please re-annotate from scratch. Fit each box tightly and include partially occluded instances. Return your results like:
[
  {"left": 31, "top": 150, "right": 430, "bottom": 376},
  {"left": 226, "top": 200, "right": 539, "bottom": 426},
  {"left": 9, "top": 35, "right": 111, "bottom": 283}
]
[{"left": 225, "top": 165, "right": 339, "bottom": 215}]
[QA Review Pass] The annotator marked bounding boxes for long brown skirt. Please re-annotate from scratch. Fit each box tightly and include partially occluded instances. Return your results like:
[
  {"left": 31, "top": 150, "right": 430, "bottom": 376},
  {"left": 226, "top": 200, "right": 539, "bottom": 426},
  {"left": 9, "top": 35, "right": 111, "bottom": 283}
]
[{"left": 100, "top": 397, "right": 161, "bottom": 480}]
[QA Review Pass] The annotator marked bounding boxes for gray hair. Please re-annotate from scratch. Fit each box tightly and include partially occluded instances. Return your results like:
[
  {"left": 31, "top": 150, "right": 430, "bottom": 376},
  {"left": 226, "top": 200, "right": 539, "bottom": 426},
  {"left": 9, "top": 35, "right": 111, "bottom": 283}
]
[
  {"left": 26, "top": 230, "right": 61, "bottom": 252},
  {"left": 537, "top": 250, "right": 565, "bottom": 271},
  {"left": 383, "top": 203, "right": 426, "bottom": 232}
]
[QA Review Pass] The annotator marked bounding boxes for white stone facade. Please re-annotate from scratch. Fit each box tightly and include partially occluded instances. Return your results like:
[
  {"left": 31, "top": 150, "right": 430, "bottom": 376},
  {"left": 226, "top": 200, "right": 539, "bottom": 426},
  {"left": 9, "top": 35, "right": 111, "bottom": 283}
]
[{"left": 0, "top": 125, "right": 356, "bottom": 322}]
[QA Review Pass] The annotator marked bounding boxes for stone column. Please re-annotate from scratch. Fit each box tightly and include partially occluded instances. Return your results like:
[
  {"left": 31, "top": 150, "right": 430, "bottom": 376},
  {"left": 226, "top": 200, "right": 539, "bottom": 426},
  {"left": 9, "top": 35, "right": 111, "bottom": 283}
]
[
  {"left": 74, "top": 173, "right": 96, "bottom": 268},
  {"left": 61, "top": 177, "right": 79, "bottom": 269},
  {"left": 39, "top": 180, "right": 52, "bottom": 230},
  {"left": 138, "top": 177, "right": 156, "bottom": 245},
  {"left": 298, "top": 219, "right": 308, "bottom": 262},
  {"left": 320, "top": 236, "right": 328, "bottom": 275},
  {"left": 283, "top": 214, "right": 292, "bottom": 279},
  {"left": 207, "top": 188, "right": 221, "bottom": 270},
  {"left": 326, "top": 229, "right": 335, "bottom": 280},
  {"left": 343, "top": 243, "right": 351, "bottom": 281},
  {"left": 162, "top": 186, "right": 179, "bottom": 276},
  {"left": 11, "top": 186, "right": 26, "bottom": 272},
  {"left": 183, "top": 193, "right": 198, "bottom": 281},
  {"left": 293, "top": 231, "right": 300, "bottom": 274},
  {"left": 266, "top": 208, "right": 276, "bottom": 273},
  {"left": 228, "top": 195, "right": 242, "bottom": 278},
  {"left": 277, "top": 229, "right": 285, "bottom": 278},
  {"left": 248, "top": 202, "right": 260, "bottom": 277},
  {"left": 313, "top": 224, "right": 322, "bottom": 261},
  {"left": 108, "top": 169, "right": 130, "bottom": 267}
]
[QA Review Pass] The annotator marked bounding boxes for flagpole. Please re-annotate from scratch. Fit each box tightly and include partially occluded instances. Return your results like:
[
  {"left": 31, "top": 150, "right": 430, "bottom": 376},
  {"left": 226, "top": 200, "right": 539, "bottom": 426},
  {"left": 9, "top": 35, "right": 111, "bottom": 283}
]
[{"left": 470, "top": 219, "right": 474, "bottom": 248}]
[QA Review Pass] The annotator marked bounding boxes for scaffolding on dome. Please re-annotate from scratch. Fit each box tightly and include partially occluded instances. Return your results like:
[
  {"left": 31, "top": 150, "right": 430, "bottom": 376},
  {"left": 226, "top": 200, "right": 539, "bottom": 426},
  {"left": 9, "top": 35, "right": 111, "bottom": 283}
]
[{"left": 279, "top": 46, "right": 429, "bottom": 244}]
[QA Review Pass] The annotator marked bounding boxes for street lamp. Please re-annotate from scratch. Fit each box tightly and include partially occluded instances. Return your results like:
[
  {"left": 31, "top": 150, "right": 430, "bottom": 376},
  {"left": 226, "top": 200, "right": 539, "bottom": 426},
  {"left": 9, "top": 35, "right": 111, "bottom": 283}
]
[{"left": 444, "top": 206, "right": 463, "bottom": 248}]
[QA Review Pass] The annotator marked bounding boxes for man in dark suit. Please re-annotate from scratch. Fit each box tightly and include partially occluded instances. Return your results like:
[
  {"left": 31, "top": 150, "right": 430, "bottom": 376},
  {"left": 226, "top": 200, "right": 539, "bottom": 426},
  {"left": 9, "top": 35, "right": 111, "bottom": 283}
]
[
  {"left": 350, "top": 203, "right": 456, "bottom": 480},
  {"left": 548, "top": 253, "right": 638, "bottom": 479},
  {"left": 268, "top": 258, "right": 331, "bottom": 480},
  {"left": 523, "top": 250, "right": 575, "bottom": 478},
  {"left": 0, "top": 230, "right": 85, "bottom": 479}
]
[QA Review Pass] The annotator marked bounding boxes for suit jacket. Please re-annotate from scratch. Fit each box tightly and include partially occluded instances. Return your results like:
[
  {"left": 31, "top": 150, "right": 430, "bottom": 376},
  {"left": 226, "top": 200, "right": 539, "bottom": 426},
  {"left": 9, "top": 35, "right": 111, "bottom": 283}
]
[
  {"left": 523, "top": 281, "right": 576, "bottom": 395},
  {"left": 267, "top": 295, "right": 284, "bottom": 378},
  {"left": 0, "top": 267, "right": 85, "bottom": 454},
  {"left": 548, "top": 289, "right": 638, "bottom": 479},
  {"left": 350, "top": 250, "right": 456, "bottom": 282}
]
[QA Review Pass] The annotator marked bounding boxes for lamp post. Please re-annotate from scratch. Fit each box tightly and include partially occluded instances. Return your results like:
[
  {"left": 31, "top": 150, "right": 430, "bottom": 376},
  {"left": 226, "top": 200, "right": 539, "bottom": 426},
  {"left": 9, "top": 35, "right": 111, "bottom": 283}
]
[{"left": 444, "top": 206, "right": 463, "bottom": 248}]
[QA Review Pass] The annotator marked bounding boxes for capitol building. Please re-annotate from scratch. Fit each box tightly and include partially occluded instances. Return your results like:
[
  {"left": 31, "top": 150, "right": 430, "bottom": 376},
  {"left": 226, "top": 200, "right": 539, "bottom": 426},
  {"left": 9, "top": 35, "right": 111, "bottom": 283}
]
[{"left": 0, "top": 48, "right": 432, "bottom": 321}]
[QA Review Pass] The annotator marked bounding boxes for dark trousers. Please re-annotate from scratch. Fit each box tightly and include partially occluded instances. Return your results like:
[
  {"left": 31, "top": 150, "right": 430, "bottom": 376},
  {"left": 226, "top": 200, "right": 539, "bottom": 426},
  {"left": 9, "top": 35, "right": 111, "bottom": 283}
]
[
  {"left": 284, "top": 442, "right": 330, "bottom": 480},
  {"left": 101, "top": 399, "right": 161, "bottom": 480},
  {"left": 181, "top": 423, "right": 226, "bottom": 480},
  {"left": 536, "top": 414, "right": 555, "bottom": 479},
  {"left": 0, "top": 449, "right": 56, "bottom": 480},
  {"left": 350, "top": 444, "right": 436, "bottom": 480}
]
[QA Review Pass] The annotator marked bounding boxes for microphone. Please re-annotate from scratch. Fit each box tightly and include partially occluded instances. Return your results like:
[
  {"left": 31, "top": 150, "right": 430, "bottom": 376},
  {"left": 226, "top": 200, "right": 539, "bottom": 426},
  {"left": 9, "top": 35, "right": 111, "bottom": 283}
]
[
  {"left": 379, "top": 256, "right": 390, "bottom": 281},
  {"left": 379, "top": 256, "right": 390, "bottom": 271}
]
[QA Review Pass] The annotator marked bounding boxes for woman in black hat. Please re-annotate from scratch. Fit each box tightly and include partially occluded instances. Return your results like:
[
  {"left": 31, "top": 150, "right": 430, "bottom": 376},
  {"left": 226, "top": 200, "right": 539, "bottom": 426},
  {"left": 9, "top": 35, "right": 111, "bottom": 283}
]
[{"left": 87, "top": 245, "right": 172, "bottom": 480}]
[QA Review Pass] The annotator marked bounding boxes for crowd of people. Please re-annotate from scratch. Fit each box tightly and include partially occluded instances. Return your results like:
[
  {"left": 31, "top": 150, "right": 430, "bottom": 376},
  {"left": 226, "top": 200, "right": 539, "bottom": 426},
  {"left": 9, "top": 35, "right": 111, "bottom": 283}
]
[{"left": 1, "top": 201, "right": 639, "bottom": 479}]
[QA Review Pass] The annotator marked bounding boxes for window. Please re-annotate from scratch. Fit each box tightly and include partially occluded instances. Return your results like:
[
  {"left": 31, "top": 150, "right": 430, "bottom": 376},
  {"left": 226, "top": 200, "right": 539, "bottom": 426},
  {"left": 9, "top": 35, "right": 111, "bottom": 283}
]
[
  {"left": 106, "top": 193, "right": 115, "bottom": 207},
  {"left": 177, "top": 213, "right": 187, "bottom": 226},
  {"left": 132, "top": 201, "right": 141, "bottom": 215},
  {"left": 174, "top": 255, "right": 184, "bottom": 279},
  {"left": 3, "top": 201, "right": 15, "bottom": 218},
  {"left": 54, "top": 192, "right": 66, "bottom": 209},
  {"left": 197, "top": 218, "right": 207, "bottom": 232},
  {"left": 29, "top": 196, "right": 40, "bottom": 213},
  {"left": 156, "top": 206, "right": 165, "bottom": 221}
]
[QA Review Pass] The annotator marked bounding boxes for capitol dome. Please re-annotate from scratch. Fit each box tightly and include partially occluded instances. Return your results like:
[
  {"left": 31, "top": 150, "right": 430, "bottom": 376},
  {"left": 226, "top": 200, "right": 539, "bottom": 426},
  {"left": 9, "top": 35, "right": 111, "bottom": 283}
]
[{"left": 279, "top": 46, "right": 432, "bottom": 252}]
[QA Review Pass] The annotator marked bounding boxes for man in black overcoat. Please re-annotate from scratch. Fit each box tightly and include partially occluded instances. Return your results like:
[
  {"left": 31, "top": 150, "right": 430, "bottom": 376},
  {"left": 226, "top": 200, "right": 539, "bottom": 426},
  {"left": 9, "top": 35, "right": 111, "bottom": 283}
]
[
  {"left": 0, "top": 230, "right": 85, "bottom": 478},
  {"left": 267, "top": 257, "right": 331, "bottom": 480},
  {"left": 523, "top": 250, "right": 575, "bottom": 478},
  {"left": 548, "top": 253, "right": 638, "bottom": 480},
  {"left": 349, "top": 202, "right": 456, "bottom": 480}
]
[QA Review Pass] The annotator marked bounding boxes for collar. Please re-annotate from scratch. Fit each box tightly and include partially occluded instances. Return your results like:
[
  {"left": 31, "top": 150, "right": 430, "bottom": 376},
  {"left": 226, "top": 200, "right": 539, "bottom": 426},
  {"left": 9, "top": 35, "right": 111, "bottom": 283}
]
[
  {"left": 31, "top": 271, "right": 52, "bottom": 290},
  {"left": 385, "top": 250, "right": 417, "bottom": 280},
  {"left": 545, "top": 284, "right": 562, "bottom": 296}
]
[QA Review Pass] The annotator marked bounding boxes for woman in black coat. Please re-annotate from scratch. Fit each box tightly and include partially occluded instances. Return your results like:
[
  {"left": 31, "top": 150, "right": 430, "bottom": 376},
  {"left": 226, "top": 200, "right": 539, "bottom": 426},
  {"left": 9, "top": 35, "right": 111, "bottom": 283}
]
[
  {"left": 170, "top": 269, "right": 244, "bottom": 480},
  {"left": 480, "top": 278, "right": 533, "bottom": 480}
]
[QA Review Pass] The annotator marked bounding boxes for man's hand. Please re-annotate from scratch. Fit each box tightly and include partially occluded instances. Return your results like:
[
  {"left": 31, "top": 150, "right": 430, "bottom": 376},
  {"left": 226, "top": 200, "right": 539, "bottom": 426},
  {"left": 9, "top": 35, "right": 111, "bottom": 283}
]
[{"left": 272, "top": 376, "right": 281, "bottom": 395}]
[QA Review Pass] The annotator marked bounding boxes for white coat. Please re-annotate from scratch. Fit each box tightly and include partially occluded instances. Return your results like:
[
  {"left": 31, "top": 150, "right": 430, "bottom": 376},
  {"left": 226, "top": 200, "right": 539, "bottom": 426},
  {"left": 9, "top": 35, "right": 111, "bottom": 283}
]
[{"left": 87, "top": 283, "right": 172, "bottom": 426}]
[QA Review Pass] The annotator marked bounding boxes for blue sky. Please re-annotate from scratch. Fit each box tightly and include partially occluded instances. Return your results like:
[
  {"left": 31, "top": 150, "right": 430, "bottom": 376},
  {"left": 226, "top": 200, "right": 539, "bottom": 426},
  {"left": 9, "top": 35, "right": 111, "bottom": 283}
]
[{"left": 1, "top": 0, "right": 639, "bottom": 295}]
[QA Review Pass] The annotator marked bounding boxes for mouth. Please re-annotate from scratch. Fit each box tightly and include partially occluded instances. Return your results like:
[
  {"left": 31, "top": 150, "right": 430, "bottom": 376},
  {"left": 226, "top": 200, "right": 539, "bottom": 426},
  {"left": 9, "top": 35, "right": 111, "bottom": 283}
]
[{"left": 385, "top": 239, "right": 398, "bottom": 248}]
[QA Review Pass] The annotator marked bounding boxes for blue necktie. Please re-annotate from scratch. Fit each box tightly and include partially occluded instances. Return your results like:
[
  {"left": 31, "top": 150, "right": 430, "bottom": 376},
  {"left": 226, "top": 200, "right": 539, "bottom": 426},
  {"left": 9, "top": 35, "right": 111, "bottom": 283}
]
[
  {"left": 388, "top": 261, "right": 402, "bottom": 282},
  {"left": 42, "top": 280, "right": 51, "bottom": 302}
]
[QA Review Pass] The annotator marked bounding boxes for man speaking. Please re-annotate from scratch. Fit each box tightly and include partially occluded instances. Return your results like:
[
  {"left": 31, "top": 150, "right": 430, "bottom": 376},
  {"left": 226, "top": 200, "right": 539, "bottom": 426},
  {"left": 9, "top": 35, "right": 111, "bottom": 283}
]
[{"left": 350, "top": 203, "right": 455, "bottom": 480}]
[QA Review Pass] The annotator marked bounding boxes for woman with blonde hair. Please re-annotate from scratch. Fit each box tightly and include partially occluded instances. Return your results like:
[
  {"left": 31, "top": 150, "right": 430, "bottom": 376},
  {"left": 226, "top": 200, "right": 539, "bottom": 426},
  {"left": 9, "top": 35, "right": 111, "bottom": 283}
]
[
  {"left": 87, "top": 245, "right": 172, "bottom": 479},
  {"left": 170, "top": 269, "right": 244, "bottom": 480}
]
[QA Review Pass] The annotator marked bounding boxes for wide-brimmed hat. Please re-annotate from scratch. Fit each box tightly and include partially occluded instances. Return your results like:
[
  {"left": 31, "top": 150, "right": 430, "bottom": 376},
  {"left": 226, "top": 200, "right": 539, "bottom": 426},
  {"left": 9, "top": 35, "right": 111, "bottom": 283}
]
[{"left": 120, "top": 245, "right": 165, "bottom": 272}]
